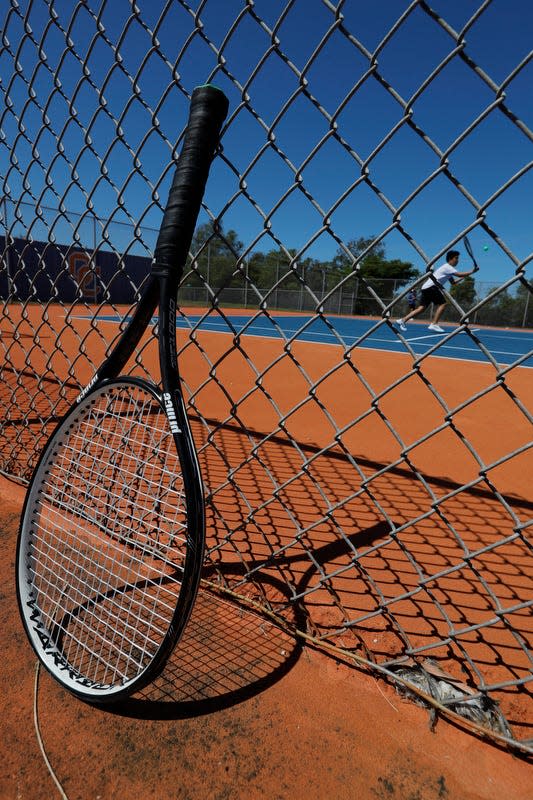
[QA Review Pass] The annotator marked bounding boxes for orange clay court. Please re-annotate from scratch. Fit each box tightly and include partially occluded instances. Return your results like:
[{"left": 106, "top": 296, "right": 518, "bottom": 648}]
[{"left": 0, "top": 303, "right": 532, "bottom": 799}]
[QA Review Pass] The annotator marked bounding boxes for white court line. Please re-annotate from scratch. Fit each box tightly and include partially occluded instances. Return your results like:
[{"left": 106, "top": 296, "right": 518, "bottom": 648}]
[
  {"left": 179, "top": 324, "right": 533, "bottom": 365},
  {"left": 406, "top": 329, "right": 480, "bottom": 342},
  {"left": 70, "top": 316, "right": 532, "bottom": 366}
]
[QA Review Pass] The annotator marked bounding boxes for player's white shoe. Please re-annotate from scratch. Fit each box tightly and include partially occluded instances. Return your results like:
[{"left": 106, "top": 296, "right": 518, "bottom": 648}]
[
  {"left": 428, "top": 323, "right": 444, "bottom": 332},
  {"left": 396, "top": 319, "right": 407, "bottom": 331}
]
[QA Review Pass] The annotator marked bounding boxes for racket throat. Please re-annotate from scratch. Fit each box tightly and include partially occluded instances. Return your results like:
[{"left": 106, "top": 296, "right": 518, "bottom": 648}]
[{"left": 157, "top": 281, "right": 179, "bottom": 372}]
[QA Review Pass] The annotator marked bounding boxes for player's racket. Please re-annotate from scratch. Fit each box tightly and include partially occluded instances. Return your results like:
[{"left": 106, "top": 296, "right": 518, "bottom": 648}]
[
  {"left": 463, "top": 235, "right": 479, "bottom": 272},
  {"left": 16, "top": 84, "right": 229, "bottom": 703}
]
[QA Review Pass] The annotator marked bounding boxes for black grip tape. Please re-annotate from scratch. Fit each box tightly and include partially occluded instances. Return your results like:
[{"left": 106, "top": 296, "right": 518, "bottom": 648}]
[{"left": 153, "top": 85, "right": 229, "bottom": 277}]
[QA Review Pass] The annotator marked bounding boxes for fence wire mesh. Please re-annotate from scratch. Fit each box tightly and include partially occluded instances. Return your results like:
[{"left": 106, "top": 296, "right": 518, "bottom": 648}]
[{"left": 1, "top": 0, "right": 532, "bottom": 753}]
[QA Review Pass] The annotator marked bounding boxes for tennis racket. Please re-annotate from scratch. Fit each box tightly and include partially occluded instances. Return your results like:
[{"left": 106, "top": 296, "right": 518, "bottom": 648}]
[
  {"left": 16, "top": 84, "right": 229, "bottom": 703},
  {"left": 463, "top": 235, "right": 479, "bottom": 272}
]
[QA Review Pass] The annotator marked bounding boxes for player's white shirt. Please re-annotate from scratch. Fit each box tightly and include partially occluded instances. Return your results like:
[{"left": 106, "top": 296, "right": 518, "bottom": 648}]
[{"left": 421, "top": 263, "right": 458, "bottom": 290}]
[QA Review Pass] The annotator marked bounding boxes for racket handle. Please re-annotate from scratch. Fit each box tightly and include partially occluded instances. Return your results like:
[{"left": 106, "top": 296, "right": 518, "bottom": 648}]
[{"left": 153, "top": 84, "right": 229, "bottom": 277}]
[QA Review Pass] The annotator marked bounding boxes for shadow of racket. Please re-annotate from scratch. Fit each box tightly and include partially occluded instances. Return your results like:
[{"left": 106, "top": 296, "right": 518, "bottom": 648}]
[
  {"left": 109, "top": 520, "right": 391, "bottom": 719},
  {"left": 108, "top": 571, "right": 304, "bottom": 719}
]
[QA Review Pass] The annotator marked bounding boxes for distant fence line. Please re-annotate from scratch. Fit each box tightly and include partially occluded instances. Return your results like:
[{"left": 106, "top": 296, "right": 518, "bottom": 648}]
[
  {"left": 2, "top": 199, "right": 531, "bottom": 326},
  {"left": 179, "top": 282, "right": 532, "bottom": 327},
  {"left": 0, "top": 231, "right": 530, "bottom": 327}
]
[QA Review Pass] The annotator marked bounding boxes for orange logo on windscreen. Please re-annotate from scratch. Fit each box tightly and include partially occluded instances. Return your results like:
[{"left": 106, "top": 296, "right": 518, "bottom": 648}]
[{"left": 68, "top": 252, "right": 100, "bottom": 300}]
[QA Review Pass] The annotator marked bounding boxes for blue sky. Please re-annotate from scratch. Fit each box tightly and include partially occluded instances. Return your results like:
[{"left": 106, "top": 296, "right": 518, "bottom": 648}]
[{"left": 0, "top": 0, "right": 531, "bottom": 286}]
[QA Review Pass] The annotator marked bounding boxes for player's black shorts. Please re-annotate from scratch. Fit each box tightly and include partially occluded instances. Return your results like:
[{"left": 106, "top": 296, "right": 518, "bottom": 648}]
[{"left": 420, "top": 285, "right": 445, "bottom": 307}]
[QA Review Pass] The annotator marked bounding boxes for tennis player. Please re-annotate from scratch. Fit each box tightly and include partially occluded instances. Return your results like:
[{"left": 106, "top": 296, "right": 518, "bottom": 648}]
[{"left": 396, "top": 250, "right": 476, "bottom": 333}]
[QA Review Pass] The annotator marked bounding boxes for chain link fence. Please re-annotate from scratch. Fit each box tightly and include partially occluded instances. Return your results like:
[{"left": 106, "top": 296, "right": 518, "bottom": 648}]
[{"left": 1, "top": 0, "right": 532, "bottom": 753}]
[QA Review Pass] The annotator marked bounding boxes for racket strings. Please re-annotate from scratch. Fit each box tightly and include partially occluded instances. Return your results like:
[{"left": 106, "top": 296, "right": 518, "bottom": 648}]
[
  {"left": 27, "top": 383, "right": 188, "bottom": 686},
  {"left": 54, "top": 391, "right": 186, "bottom": 546}
]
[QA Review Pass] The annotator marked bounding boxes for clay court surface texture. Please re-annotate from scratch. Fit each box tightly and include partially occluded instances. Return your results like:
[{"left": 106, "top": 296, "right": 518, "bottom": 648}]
[
  {"left": 1, "top": 477, "right": 532, "bottom": 800},
  {"left": 1, "top": 305, "right": 531, "bottom": 799}
]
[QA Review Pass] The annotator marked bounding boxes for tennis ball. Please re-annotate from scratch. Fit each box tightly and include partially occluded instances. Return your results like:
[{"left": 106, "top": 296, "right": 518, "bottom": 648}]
[{"left": 483, "top": 245, "right": 489, "bottom": 251}]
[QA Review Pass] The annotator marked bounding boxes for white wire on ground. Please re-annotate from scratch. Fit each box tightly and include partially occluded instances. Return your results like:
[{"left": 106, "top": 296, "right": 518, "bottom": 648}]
[{"left": 33, "top": 662, "right": 70, "bottom": 800}]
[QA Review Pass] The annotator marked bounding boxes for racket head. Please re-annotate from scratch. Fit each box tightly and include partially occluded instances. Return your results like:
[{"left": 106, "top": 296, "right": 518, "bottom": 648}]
[
  {"left": 16, "top": 377, "right": 204, "bottom": 702},
  {"left": 463, "top": 235, "right": 479, "bottom": 271}
]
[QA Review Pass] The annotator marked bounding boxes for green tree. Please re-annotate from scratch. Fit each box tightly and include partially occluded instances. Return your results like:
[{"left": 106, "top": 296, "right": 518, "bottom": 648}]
[
  {"left": 476, "top": 282, "right": 532, "bottom": 328},
  {"left": 451, "top": 275, "right": 477, "bottom": 308},
  {"left": 247, "top": 248, "right": 317, "bottom": 294},
  {"left": 514, "top": 281, "right": 533, "bottom": 327},
  {"left": 188, "top": 222, "right": 243, "bottom": 288},
  {"left": 332, "top": 237, "right": 418, "bottom": 315}
]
